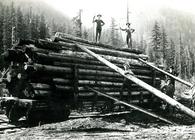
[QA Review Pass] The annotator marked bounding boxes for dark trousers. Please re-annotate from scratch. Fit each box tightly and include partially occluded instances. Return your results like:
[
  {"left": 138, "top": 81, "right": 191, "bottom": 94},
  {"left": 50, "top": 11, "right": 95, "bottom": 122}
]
[
  {"left": 96, "top": 29, "right": 102, "bottom": 42},
  {"left": 126, "top": 35, "right": 132, "bottom": 48}
]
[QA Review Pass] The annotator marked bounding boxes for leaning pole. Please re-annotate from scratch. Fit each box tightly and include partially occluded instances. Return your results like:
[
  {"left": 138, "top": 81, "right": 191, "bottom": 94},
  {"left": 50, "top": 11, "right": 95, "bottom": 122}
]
[{"left": 138, "top": 58, "right": 193, "bottom": 87}]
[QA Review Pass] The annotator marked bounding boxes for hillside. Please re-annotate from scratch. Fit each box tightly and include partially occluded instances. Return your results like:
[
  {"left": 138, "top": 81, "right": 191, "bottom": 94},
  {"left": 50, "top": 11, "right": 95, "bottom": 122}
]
[{"left": 0, "top": 0, "right": 72, "bottom": 33}]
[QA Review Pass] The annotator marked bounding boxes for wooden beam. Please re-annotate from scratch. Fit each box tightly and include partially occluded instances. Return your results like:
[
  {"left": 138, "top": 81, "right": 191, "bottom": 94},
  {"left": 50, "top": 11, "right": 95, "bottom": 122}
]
[
  {"left": 86, "top": 86, "right": 175, "bottom": 124},
  {"left": 138, "top": 58, "right": 193, "bottom": 87},
  {"left": 76, "top": 44, "right": 195, "bottom": 119}
]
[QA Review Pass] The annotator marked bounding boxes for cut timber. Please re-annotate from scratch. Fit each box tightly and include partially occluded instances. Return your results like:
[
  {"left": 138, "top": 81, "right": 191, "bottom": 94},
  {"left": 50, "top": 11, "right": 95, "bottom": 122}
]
[
  {"left": 53, "top": 37, "right": 147, "bottom": 60},
  {"left": 52, "top": 62, "right": 158, "bottom": 77},
  {"left": 24, "top": 64, "right": 72, "bottom": 74},
  {"left": 35, "top": 51, "right": 143, "bottom": 66},
  {"left": 76, "top": 44, "right": 195, "bottom": 119},
  {"left": 86, "top": 86, "right": 174, "bottom": 124},
  {"left": 53, "top": 33, "right": 143, "bottom": 54},
  {"left": 139, "top": 58, "right": 193, "bottom": 87}
]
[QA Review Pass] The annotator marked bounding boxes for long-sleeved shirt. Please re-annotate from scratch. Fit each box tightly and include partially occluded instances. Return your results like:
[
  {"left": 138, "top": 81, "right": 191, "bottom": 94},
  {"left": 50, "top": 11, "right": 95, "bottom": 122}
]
[{"left": 94, "top": 19, "right": 105, "bottom": 30}]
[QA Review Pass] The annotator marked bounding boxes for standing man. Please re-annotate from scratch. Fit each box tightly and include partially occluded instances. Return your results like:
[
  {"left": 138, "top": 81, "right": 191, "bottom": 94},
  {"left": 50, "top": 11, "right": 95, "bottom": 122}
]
[
  {"left": 167, "top": 66, "right": 178, "bottom": 94},
  {"left": 120, "top": 23, "right": 135, "bottom": 48},
  {"left": 161, "top": 65, "right": 178, "bottom": 114},
  {"left": 93, "top": 14, "right": 105, "bottom": 43}
]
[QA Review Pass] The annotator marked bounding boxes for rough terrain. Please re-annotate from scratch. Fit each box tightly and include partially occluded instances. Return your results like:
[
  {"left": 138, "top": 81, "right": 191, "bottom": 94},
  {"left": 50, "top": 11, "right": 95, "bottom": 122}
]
[{"left": 0, "top": 111, "right": 195, "bottom": 140}]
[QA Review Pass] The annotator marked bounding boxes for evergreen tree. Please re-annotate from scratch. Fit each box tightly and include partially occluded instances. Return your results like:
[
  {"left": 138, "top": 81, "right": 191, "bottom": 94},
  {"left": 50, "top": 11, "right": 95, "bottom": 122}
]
[
  {"left": 109, "top": 17, "right": 123, "bottom": 47},
  {"left": 161, "top": 27, "right": 168, "bottom": 66},
  {"left": 174, "top": 51, "right": 180, "bottom": 76},
  {"left": 190, "top": 52, "right": 195, "bottom": 76},
  {"left": 31, "top": 15, "right": 40, "bottom": 39},
  {"left": 10, "top": 2, "right": 16, "bottom": 45},
  {"left": 3, "top": 6, "right": 12, "bottom": 51},
  {"left": 167, "top": 39, "right": 175, "bottom": 68},
  {"left": 110, "top": 18, "right": 118, "bottom": 46},
  {"left": 10, "top": 2, "right": 16, "bottom": 27},
  {"left": 185, "top": 46, "right": 191, "bottom": 79},
  {"left": 138, "top": 35, "right": 147, "bottom": 53},
  {"left": 0, "top": 4, "right": 4, "bottom": 51},
  {"left": 51, "top": 19, "right": 58, "bottom": 35},
  {"left": 25, "top": 11, "right": 32, "bottom": 39},
  {"left": 83, "top": 29, "right": 88, "bottom": 40},
  {"left": 179, "top": 34, "right": 186, "bottom": 79},
  {"left": 35, "top": 15, "right": 40, "bottom": 38},
  {"left": 148, "top": 46, "right": 155, "bottom": 62},
  {"left": 16, "top": 7, "right": 27, "bottom": 39},
  {"left": 151, "top": 21, "right": 161, "bottom": 50},
  {"left": 0, "top": 3, "right": 5, "bottom": 69},
  {"left": 151, "top": 21, "right": 162, "bottom": 64},
  {"left": 39, "top": 14, "right": 47, "bottom": 39}
]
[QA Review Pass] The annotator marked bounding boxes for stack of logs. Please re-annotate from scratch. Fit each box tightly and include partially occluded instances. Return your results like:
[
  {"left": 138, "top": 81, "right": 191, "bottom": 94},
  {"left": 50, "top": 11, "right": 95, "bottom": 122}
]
[{"left": 3, "top": 33, "right": 163, "bottom": 112}]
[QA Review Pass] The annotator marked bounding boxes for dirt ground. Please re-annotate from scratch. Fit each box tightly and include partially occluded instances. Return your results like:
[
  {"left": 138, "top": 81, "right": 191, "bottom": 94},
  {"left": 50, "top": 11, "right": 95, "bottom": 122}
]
[{"left": 1, "top": 112, "right": 195, "bottom": 140}]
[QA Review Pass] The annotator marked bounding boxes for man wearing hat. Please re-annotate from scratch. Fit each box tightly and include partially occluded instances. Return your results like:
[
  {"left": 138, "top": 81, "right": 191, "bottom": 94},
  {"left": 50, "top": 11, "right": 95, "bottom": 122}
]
[
  {"left": 93, "top": 14, "right": 105, "bottom": 43},
  {"left": 161, "top": 65, "right": 178, "bottom": 114},
  {"left": 120, "top": 23, "right": 135, "bottom": 48}
]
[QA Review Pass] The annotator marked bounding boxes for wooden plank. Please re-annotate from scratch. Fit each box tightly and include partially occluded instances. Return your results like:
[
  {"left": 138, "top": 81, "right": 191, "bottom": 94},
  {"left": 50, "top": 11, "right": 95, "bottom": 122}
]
[{"left": 76, "top": 44, "right": 195, "bottom": 119}]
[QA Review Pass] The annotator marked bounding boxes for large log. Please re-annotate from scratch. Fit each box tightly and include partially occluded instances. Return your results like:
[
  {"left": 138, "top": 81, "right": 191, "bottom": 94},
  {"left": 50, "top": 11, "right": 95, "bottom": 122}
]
[
  {"left": 22, "top": 38, "right": 147, "bottom": 61},
  {"left": 24, "top": 64, "right": 72, "bottom": 74},
  {"left": 79, "top": 69, "right": 154, "bottom": 81},
  {"left": 77, "top": 44, "right": 195, "bottom": 119},
  {"left": 24, "top": 63, "right": 158, "bottom": 84},
  {"left": 34, "top": 52, "right": 154, "bottom": 72},
  {"left": 53, "top": 33, "right": 143, "bottom": 54},
  {"left": 52, "top": 62, "right": 154, "bottom": 76},
  {"left": 35, "top": 51, "right": 144, "bottom": 67},
  {"left": 52, "top": 38, "right": 147, "bottom": 60}
]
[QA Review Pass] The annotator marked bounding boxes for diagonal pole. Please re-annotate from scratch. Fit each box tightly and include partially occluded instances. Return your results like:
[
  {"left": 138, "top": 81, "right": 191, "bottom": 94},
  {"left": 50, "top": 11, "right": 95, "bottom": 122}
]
[
  {"left": 86, "top": 86, "right": 175, "bottom": 125},
  {"left": 138, "top": 58, "right": 193, "bottom": 87}
]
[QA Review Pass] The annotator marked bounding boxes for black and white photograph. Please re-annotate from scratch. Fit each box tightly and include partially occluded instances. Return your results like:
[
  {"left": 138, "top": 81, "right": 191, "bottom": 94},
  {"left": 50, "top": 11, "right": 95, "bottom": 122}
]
[{"left": 0, "top": 0, "right": 195, "bottom": 139}]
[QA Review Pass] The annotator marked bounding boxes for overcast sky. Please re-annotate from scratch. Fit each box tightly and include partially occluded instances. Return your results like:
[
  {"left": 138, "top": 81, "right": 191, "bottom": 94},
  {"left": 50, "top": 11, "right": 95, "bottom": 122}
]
[{"left": 44, "top": 0, "right": 195, "bottom": 28}]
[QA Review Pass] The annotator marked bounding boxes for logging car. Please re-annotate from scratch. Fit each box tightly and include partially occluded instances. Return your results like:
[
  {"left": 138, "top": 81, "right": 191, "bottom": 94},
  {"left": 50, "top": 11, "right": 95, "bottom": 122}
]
[{"left": 0, "top": 33, "right": 166, "bottom": 123}]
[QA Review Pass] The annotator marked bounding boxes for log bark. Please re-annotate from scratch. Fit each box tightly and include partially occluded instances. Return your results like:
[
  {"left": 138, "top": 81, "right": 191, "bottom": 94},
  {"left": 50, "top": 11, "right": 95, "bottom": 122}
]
[
  {"left": 25, "top": 63, "right": 158, "bottom": 83},
  {"left": 24, "top": 64, "right": 72, "bottom": 74},
  {"left": 52, "top": 39, "right": 147, "bottom": 60},
  {"left": 23, "top": 38, "right": 146, "bottom": 60},
  {"left": 53, "top": 62, "right": 154, "bottom": 76},
  {"left": 35, "top": 51, "right": 144, "bottom": 67},
  {"left": 53, "top": 34, "right": 143, "bottom": 54}
]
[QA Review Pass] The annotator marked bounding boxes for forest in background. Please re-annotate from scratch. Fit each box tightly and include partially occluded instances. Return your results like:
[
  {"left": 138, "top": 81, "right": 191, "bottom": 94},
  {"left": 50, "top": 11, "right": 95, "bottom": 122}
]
[{"left": 0, "top": 0, "right": 195, "bottom": 80}]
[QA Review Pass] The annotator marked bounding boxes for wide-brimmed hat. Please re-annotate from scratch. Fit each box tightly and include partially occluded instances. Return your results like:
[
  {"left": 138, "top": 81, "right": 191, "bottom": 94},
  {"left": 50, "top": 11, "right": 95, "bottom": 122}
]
[
  {"left": 97, "top": 14, "right": 102, "bottom": 17},
  {"left": 126, "top": 23, "right": 131, "bottom": 26}
]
